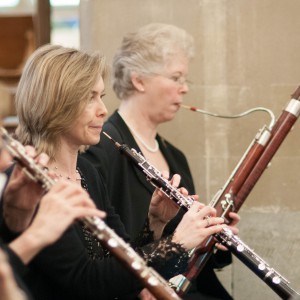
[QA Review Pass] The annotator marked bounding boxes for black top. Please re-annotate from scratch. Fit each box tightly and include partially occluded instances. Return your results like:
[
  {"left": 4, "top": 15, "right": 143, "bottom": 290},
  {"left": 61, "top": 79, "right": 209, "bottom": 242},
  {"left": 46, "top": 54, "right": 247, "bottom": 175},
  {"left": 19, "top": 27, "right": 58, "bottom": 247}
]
[
  {"left": 83, "top": 110, "right": 233, "bottom": 299},
  {"left": 0, "top": 157, "right": 189, "bottom": 300}
]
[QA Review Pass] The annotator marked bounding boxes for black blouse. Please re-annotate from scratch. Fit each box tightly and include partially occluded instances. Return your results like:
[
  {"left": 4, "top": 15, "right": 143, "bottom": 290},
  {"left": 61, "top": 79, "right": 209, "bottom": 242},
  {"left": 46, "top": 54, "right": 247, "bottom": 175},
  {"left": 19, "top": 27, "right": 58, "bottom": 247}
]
[
  {"left": 0, "top": 156, "right": 189, "bottom": 300},
  {"left": 0, "top": 240, "right": 34, "bottom": 300},
  {"left": 83, "top": 110, "right": 233, "bottom": 299}
]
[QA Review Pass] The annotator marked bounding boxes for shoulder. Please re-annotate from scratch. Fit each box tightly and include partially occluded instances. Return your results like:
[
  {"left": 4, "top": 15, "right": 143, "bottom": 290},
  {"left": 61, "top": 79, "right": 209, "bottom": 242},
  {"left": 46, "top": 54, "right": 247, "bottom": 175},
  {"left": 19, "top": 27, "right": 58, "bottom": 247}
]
[
  {"left": 77, "top": 155, "right": 98, "bottom": 175},
  {"left": 77, "top": 156, "right": 105, "bottom": 191},
  {"left": 77, "top": 156, "right": 109, "bottom": 208},
  {"left": 158, "top": 136, "right": 188, "bottom": 162},
  {"left": 102, "top": 111, "right": 131, "bottom": 144},
  {"left": 157, "top": 135, "right": 195, "bottom": 192}
]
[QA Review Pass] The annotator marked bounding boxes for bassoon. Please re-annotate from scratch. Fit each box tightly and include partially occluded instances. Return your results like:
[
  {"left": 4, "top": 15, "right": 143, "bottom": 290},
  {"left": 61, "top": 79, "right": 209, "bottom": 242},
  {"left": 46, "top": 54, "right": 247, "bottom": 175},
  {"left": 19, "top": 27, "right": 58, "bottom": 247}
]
[
  {"left": 0, "top": 127, "right": 181, "bottom": 300},
  {"left": 103, "top": 132, "right": 299, "bottom": 299},
  {"left": 173, "top": 86, "right": 300, "bottom": 295}
]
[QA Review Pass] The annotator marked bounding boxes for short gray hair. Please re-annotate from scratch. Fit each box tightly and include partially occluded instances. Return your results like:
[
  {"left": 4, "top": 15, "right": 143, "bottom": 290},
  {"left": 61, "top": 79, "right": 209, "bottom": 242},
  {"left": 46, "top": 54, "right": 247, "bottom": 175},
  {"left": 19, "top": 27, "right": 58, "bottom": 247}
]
[{"left": 112, "top": 23, "right": 194, "bottom": 99}]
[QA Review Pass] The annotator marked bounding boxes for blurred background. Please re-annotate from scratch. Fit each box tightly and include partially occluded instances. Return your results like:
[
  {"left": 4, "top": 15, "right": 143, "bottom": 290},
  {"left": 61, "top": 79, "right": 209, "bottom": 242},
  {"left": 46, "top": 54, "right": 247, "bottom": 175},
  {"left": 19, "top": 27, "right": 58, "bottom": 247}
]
[
  {"left": 0, "top": 0, "right": 79, "bottom": 124},
  {"left": 1, "top": 1, "right": 300, "bottom": 299}
]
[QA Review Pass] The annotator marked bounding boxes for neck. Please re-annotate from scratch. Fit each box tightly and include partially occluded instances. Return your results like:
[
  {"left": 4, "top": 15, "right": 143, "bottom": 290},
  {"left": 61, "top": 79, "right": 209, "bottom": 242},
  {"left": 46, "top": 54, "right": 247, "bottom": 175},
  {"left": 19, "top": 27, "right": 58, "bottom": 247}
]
[
  {"left": 118, "top": 100, "right": 158, "bottom": 140},
  {"left": 118, "top": 107, "right": 159, "bottom": 153},
  {"left": 48, "top": 142, "right": 79, "bottom": 180}
]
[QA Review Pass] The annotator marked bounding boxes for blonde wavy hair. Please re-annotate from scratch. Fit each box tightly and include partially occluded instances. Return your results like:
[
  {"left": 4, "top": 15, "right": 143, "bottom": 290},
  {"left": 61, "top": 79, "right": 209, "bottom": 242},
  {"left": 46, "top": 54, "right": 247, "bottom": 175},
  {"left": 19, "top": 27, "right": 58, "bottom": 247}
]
[{"left": 15, "top": 44, "right": 106, "bottom": 159}]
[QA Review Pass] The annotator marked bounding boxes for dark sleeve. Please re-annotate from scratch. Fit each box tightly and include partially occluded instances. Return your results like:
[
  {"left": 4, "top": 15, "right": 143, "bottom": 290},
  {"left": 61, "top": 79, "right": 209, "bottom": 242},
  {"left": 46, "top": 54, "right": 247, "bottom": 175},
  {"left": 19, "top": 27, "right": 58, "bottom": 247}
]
[
  {"left": 0, "top": 240, "right": 27, "bottom": 278},
  {"left": 211, "top": 249, "right": 232, "bottom": 268},
  {"left": 28, "top": 224, "right": 142, "bottom": 299},
  {"left": 25, "top": 158, "right": 189, "bottom": 299},
  {"left": 78, "top": 156, "right": 130, "bottom": 241},
  {"left": 0, "top": 218, "right": 20, "bottom": 244},
  {"left": 79, "top": 157, "right": 190, "bottom": 277},
  {"left": 0, "top": 241, "right": 34, "bottom": 300},
  {"left": 0, "top": 166, "right": 14, "bottom": 242},
  {"left": 0, "top": 157, "right": 138, "bottom": 299},
  {"left": 26, "top": 159, "right": 142, "bottom": 299}
]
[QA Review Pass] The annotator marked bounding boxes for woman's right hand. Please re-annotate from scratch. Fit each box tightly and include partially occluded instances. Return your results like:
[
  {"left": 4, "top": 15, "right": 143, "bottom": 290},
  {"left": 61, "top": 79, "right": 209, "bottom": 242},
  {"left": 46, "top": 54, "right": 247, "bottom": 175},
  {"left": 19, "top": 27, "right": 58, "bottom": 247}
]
[
  {"left": 9, "top": 180, "right": 106, "bottom": 264},
  {"left": 172, "top": 201, "right": 224, "bottom": 250},
  {"left": 3, "top": 146, "right": 49, "bottom": 232},
  {"left": 28, "top": 180, "right": 106, "bottom": 246}
]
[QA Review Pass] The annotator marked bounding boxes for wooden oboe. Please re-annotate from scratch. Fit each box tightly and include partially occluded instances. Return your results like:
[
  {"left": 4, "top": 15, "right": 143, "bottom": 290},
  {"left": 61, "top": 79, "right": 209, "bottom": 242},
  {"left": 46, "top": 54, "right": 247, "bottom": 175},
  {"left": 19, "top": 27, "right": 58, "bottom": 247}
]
[
  {"left": 0, "top": 127, "right": 181, "bottom": 300},
  {"left": 103, "top": 132, "right": 300, "bottom": 299}
]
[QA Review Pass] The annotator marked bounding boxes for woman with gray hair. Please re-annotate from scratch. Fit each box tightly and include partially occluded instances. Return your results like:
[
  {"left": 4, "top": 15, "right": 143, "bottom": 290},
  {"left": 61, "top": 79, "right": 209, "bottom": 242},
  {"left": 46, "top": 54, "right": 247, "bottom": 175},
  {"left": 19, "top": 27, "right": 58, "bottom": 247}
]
[{"left": 84, "top": 23, "right": 239, "bottom": 299}]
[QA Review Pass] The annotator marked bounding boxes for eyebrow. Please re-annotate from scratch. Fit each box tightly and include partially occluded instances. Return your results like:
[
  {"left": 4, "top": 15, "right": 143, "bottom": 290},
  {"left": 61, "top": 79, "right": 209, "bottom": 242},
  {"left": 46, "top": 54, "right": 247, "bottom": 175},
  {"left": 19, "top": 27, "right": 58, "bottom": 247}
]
[
  {"left": 172, "top": 71, "right": 184, "bottom": 75},
  {"left": 91, "top": 89, "right": 106, "bottom": 96}
]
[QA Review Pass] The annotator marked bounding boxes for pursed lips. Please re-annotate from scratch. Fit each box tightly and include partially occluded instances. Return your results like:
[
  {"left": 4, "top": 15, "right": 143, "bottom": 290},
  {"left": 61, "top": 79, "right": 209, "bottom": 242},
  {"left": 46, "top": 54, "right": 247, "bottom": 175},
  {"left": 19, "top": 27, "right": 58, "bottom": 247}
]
[{"left": 173, "top": 102, "right": 182, "bottom": 109}]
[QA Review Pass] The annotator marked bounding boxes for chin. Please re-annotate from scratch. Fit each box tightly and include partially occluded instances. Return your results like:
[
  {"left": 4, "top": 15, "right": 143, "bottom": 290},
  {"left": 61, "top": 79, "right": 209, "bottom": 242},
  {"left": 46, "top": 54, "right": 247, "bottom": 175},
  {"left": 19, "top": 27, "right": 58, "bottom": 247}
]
[
  {"left": 165, "top": 112, "right": 177, "bottom": 122},
  {"left": 91, "top": 139, "right": 101, "bottom": 145},
  {"left": 86, "top": 135, "right": 101, "bottom": 146}
]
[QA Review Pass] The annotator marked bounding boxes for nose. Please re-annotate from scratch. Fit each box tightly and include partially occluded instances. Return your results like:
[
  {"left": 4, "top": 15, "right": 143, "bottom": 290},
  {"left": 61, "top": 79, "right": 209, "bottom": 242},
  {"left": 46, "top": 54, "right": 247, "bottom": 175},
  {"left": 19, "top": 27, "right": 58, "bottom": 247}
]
[
  {"left": 179, "top": 82, "right": 189, "bottom": 94},
  {"left": 96, "top": 98, "right": 108, "bottom": 118}
]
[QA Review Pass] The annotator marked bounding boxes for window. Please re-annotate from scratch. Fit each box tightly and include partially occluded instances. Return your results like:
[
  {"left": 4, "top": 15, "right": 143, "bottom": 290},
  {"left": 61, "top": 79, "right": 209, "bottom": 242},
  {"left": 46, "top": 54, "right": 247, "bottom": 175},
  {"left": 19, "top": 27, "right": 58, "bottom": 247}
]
[
  {"left": 50, "top": 0, "right": 79, "bottom": 6},
  {"left": 51, "top": 0, "right": 80, "bottom": 47},
  {"left": 0, "top": 0, "right": 19, "bottom": 8}
]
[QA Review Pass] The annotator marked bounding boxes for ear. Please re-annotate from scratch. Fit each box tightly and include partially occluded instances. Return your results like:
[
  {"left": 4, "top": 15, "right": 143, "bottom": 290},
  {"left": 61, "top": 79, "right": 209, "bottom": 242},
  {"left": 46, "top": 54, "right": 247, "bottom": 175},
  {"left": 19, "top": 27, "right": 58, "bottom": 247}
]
[{"left": 131, "top": 72, "right": 145, "bottom": 92}]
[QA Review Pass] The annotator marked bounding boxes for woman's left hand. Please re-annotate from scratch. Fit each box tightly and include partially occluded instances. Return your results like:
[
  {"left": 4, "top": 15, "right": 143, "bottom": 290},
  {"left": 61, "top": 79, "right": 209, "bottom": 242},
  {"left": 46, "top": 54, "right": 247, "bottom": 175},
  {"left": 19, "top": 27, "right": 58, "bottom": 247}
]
[
  {"left": 148, "top": 173, "right": 197, "bottom": 239},
  {"left": 148, "top": 173, "right": 180, "bottom": 224}
]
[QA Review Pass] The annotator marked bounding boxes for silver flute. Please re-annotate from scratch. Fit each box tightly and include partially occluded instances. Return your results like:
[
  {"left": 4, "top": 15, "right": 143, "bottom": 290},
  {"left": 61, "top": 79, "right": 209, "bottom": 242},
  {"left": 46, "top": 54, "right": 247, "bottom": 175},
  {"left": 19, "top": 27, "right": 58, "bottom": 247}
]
[
  {"left": 103, "top": 132, "right": 299, "bottom": 300},
  {"left": 0, "top": 127, "right": 181, "bottom": 300}
]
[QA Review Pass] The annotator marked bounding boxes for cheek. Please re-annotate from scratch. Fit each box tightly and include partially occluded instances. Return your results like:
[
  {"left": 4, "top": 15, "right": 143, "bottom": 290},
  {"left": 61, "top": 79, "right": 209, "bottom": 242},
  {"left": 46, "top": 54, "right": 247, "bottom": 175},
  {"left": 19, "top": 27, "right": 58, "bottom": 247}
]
[
  {"left": 72, "top": 120, "right": 84, "bottom": 133},
  {"left": 155, "top": 85, "right": 173, "bottom": 99},
  {"left": 79, "top": 110, "right": 93, "bottom": 126},
  {"left": 161, "top": 88, "right": 176, "bottom": 104}
]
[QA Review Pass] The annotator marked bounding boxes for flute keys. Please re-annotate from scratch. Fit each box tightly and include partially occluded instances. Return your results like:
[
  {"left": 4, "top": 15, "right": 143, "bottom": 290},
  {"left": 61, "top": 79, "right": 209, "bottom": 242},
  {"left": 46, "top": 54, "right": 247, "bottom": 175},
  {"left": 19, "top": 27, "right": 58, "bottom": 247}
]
[
  {"left": 107, "top": 238, "right": 118, "bottom": 248},
  {"left": 148, "top": 277, "right": 159, "bottom": 286},
  {"left": 131, "top": 261, "right": 142, "bottom": 270}
]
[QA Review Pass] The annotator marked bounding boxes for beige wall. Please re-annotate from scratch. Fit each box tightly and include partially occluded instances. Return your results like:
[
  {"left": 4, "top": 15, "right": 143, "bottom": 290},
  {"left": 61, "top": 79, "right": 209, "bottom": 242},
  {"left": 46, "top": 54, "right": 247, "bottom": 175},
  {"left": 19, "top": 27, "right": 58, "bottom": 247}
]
[{"left": 80, "top": 1, "right": 300, "bottom": 298}]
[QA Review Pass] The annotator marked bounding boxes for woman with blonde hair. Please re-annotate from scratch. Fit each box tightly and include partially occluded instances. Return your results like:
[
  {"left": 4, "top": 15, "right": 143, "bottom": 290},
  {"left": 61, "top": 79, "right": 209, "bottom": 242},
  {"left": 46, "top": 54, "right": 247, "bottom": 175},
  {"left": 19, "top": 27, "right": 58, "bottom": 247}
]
[
  {"left": 0, "top": 135, "right": 105, "bottom": 300},
  {"left": 0, "top": 44, "right": 229, "bottom": 300}
]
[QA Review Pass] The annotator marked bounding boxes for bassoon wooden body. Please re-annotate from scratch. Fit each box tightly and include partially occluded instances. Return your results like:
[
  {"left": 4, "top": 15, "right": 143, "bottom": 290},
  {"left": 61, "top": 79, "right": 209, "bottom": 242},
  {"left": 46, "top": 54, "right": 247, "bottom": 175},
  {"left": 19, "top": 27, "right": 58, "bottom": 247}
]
[
  {"left": 174, "top": 86, "right": 300, "bottom": 296},
  {"left": 103, "top": 132, "right": 299, "bottom": 299}
]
